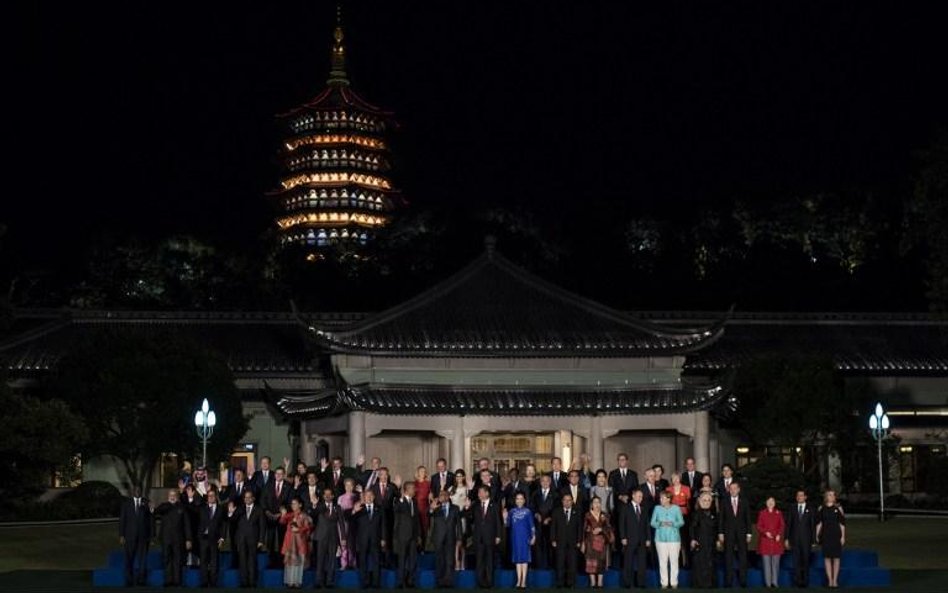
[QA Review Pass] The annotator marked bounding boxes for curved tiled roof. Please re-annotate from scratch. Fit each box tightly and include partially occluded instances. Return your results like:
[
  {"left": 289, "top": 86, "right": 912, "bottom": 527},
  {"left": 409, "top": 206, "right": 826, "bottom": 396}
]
[
  {"left": 306, "top": 248, "right": 724, "bottom": 357},
  {"left": 270, "top": 382, "right": 726, "bottom": 418}
]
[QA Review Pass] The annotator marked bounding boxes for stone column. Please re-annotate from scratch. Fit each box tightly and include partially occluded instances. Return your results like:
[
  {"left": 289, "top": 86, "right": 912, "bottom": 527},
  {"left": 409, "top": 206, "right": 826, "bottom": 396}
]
[
  {"left": 589, "top": 416, "right": 604, "bottom": 472},
  {"left": 348, "top": 411, "right": 366, "bottom": 466},
  {"left": 300, "top": 422, "right": 316, "bottom": 466},
  {"left": 451, "top": 416, "right": 466, "bottom": 472},
  {"left": 693, "top": 411, "right": 710, "bottom": 474}
]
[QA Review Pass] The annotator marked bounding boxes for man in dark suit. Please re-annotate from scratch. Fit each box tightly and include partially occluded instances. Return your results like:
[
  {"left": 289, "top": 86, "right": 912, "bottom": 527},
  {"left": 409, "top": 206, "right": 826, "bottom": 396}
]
[
  {"left": 228, "top": 489, "right": 267, "bottom": 588},
  {"left": 260, "top": 466, "right": 293, "bottom": 559},
  {"left": 371, "top": 467, "right": 398, "bottom": 568},
  {"left": 561, "top": 470, "right": 587, "bottom": 513},
  {"left": 250, "top": 457, "right": 274, "bottom": 497},
  {"left": 352, "top": 489, "right": 386, "bottom": 589},
  {"left": 548, "top": 456, "right": 568, "bottom": 491},
  {"left": 718, "top": 481, "right": 753, "bottom": 588},
  {"left": 619, "top": 489, "right": 652, "bottom": 588},
  {"left": 312, "top": 487, "right": 343, "bottom": 588},
  {"left": 118, "top": 486, "right": 152, "bottom": 586},
  {"left": 531, "top": 474, "right": 556, "bottom": 570},
  {"left": 321, "top": 455, "right": 359, "bottom": 497},
  {"left": 503, "top": 468, "right": 528, "bottom": 510},
  {"left": 680, "top": 457, "right": 704, "bottom": 494},
  {"left": 471, "top": 458, "right": 501, "bottom": 499},
  {"left": 551, "top": 493, "right": 583, "bottom": 588},
  {"left": 470, "top": 484, "right": 503, "bottom": 588},
  {"left": 153, "top": 488, "right": 192, "bottom": 587},
  {"left": 225, "top": 468, "right": 251, "bottom": 569},
  {"left": 714, "top": 464, "right": 738, "bottom": 513},
  {"left": 786, "top": 489, "right": 817, "bottom": 588},
  {"left": 393, "top": 482, "right": 421, "bottom": 588},
  {"left": 639, "top": 468, "right": 662, "bottom": 516},
  {"left": 429, "top": 489, "right": 461, "bottom": 587},
  {"left": 608, "top": 453, "right": 639, "bottom": 519},
  {"left": 360, "top": 456, "right": 383, "bottom": 491},
  {"left": 300, "top": 470, "right": 322, "bottom": 512},
  {"left": 430, "top": 458, "right": 455, "bottom": 501},
  {"left": 474, "top": 468, "right": 502, "bottom": 504},
  {"left": 196, "top": 488, "right": 226, "bottom": 587}
]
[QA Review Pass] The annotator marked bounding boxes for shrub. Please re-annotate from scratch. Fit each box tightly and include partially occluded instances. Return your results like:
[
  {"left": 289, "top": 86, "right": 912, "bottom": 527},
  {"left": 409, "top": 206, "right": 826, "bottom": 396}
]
[{"left": 738, "top": 457, "right": 818, "bottom": 511}]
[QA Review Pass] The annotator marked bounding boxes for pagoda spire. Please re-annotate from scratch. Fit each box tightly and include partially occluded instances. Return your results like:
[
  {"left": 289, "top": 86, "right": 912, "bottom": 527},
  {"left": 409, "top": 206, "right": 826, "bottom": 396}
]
[{"left": 327, "top": 4, "right": 349, "bottom": 87}]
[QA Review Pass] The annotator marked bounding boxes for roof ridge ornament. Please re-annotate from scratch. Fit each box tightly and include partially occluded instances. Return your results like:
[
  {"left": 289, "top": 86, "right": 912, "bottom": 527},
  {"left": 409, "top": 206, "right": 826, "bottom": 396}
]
[{"left": 327, "top": 3, "right": 349, "bottom": 87}]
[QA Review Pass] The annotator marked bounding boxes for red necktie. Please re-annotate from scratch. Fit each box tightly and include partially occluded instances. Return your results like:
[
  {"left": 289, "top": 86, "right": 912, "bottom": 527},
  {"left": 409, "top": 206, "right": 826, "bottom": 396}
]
[{"left": 276, "top": 482, "right": 281, "bottom": 497}]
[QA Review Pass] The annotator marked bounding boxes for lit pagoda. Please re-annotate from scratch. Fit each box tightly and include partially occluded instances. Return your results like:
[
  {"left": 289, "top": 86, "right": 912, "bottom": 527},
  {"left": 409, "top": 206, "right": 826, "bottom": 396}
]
[{"left": 271, "top": 8, "right": 400, "bottom": 256}]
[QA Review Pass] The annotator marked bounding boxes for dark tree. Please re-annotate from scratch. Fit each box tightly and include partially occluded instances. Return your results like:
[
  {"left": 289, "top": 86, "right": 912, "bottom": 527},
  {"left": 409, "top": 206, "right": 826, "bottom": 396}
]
[
  {"left": 49, "top": 329, "right": 249, "bottom": 495},
  {"left": 0, "top": 377, "right": 87, "bottom": 504}
]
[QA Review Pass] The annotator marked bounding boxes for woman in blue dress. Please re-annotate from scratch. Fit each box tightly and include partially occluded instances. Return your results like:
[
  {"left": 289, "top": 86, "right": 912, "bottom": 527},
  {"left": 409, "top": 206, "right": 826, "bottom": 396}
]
[{"left": 505, "top": 491, "right": 536, "bottom": 589}]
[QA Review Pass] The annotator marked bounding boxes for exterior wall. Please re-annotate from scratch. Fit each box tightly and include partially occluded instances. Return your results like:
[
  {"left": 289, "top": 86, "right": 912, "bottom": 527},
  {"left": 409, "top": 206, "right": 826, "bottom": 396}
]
[
  {"left": 242, "top": 401, "right": 293, "bottom": 467},
  {"left": 604, "top": 432, "right": 681, "bottom": 477},
  {"left": 365, "top": 433, "right": 447, "bottom": 482}
]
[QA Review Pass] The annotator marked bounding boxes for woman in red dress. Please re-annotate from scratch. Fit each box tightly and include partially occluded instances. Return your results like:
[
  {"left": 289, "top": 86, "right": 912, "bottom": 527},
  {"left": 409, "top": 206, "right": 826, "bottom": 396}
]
[
  {"left": 756, "top": 496, "right": 786, "bottom": 588},
  {"left": 666, "top": 472, "right": 691, "bottom": 567},
  {"left": 279, "top": 497, "right": 313, "bottom": 589},
  {"left": 414, "top": 465, "right": 432, "bottom": 543}
]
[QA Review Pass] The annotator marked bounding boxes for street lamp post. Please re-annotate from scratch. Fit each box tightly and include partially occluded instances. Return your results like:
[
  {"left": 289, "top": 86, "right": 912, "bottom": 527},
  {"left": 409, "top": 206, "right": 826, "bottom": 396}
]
[
  {"left": 868, "top": 402, "right": 890, "bottom": 522},
  {"left": 194, "top": 398, "right": 217, "bottom": 469}
]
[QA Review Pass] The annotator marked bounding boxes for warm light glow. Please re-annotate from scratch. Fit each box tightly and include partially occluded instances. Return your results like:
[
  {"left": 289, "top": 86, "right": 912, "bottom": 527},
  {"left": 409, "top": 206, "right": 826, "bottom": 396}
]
[
  {"left": 285, "top": 134, "right": 385, "bottom": 151},
  {"left": 276, "top": 212, "right": 387, "bottom": 229},
  {"left": 281, "top": 172, "right": 391, "bottom": 190},
  {"left": 899, "top": 445, "right": 913, "bottom": 453},
  {"left": 736, "top": 446, "right": 750, "bottom": 454}
]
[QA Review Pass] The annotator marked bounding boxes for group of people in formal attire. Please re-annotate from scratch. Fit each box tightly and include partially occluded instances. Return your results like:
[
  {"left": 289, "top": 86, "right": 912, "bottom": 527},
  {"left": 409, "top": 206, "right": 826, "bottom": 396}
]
[{"left": 117, "top": 453, "right": 847, "bottom": 590}]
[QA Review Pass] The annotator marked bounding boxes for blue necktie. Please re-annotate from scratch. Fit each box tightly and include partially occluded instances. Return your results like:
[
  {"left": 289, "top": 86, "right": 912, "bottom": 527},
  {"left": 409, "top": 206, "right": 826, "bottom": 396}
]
[{"left": 444, "top": 505, "right": 449, "bottom": 519}]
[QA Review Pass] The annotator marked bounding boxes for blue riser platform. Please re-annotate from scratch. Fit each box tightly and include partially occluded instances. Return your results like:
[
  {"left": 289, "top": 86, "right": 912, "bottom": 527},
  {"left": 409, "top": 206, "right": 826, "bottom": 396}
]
[{"left": 94, "top": 548, "right": 891, "bottom": 588}]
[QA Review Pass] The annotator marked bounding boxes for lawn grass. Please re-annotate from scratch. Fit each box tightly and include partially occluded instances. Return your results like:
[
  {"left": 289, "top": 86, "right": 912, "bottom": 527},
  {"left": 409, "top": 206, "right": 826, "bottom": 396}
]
[{"left": 0, "top": 516, "right": 945, "bottom": 574}]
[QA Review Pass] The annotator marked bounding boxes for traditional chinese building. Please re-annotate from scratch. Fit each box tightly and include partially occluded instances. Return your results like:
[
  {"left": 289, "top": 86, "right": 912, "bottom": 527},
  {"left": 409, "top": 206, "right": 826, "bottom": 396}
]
[
  {"left": 270, "top": 9, "right": 399, "bottom": 256},
  {"left": 4, "top": 242, "right": 948, "bottom": 496}
]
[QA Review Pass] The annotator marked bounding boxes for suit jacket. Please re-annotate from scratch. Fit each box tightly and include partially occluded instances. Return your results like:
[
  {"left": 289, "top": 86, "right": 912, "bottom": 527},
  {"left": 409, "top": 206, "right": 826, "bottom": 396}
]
[
  {"left": 298, "top": 484, "right": 321, "bottom": 511},
  {"left": 469, "top": 478, "right": 502, "bottom": 504},
  {"left": 353, "top": 504, "right": 387, "bottom": 549},
  {"left": 532, "top": 487, "right": 557, "bottom": 519},
  {"left": 224, "top": 481, "right": 251, "bottom": 506},
  {"left": 392, "top": 497, "right": 421, "bottom": 545},
  {"left": 321, "top": 466, "right": 358, "bottom": 496},
  {"left": 718, "top": 495, "right": 753, "bottom": 538},
  {"left": 197, "top": 502, "right": 227, "bottom": 541},
  {"left": 713, "top": 477, "right": 739, "bottom": 504},
  {"left": 154, "top": 501, "right": 192, "bottom": 544},
  {"left": 560, "top": 483, "right": 587, "bottom": 512},
  {"left": 429, "top": 502, "right": 461, "bottom": 546},
  {"left": 469, "top": 499, "right": 503, "bottom": 544},
  {"left": 311, "top": 501, "right": 343, "bottom": 545},
  {"left": 370, "top": 481, "right": 397, "bottom": 511},
  {"left": 119, "top": 497, "right": 152, "bottom": 541},
  {"left": 230, "top": 502, "right": 267, "bottom": 546},
  {"left": 261, "top": 479, "right": 294, "bottom": 514},
  {"left": 250, "top": 470, "right": 274, "bottom": 497},
  {"left": 785, "top": 502, "right": 816, "bottom": 545},
  {"left": 551, "top": 505, "right": 582, "bottom": 547},
  {"left": 680, "top": 470, "right": 704, "bottom": 493},
  {"left": 608, "top": 468, "right": 639, "bottom": 500},
  {"left": 639, "top": 482, "right": 662, "bottom": 516},
  {"left": 430, "top": 471, "right": 455, "bottom": 499},
  {"left": 618, "top": 502, "right": 650, "bottom": 546},
  {"left": 503, "top": 480, "right": 529, "bottom": 509},
  {"left": 547, "top": 471, "right": 568, "bottom": 491}
]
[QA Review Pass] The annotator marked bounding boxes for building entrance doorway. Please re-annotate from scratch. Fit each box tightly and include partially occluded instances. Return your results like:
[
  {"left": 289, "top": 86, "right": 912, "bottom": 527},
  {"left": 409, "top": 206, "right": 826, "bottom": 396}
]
[{"left": 471, "top": 432, "right": 556, "bottom": 475}]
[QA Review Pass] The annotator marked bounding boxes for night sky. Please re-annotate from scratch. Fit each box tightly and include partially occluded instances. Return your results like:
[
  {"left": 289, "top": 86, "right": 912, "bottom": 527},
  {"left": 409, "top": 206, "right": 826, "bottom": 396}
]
[{"left": 6, "top": 2, "right": 948, "bottom": 311}]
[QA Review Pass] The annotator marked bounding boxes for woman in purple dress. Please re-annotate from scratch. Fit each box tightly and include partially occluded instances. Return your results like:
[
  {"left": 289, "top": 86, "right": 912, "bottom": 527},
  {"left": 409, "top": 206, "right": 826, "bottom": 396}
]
[{"left": 337, "top": 477, "right": 359, "bottom": 570}]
